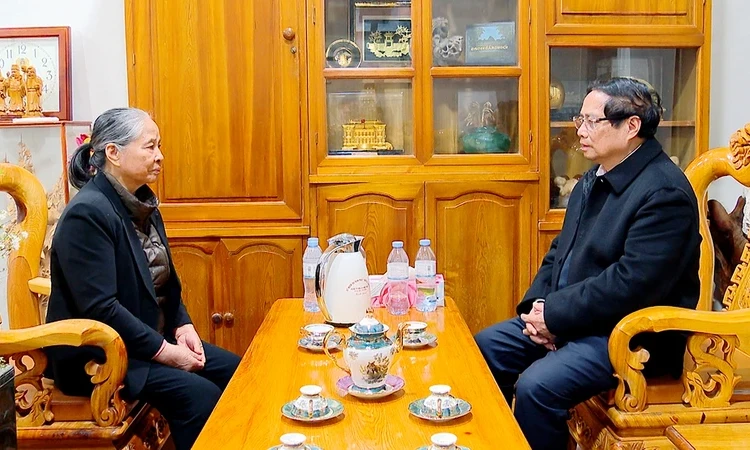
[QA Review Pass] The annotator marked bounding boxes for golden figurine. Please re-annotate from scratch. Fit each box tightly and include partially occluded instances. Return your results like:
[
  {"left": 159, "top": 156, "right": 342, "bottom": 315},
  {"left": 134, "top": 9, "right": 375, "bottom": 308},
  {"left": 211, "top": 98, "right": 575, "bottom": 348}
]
[
  {"left": 0, "top": 71, "right": 6, "bottom": 114},
  {"left": 23, "top": 66, "right": 44, "bottom": 117},
  {"left": 341, "top": 119, "right": 393, "bottom": 151},
  {"left": 4, "top": 64, "right": 26, "bottom": 117},
  {"left": 549, "top": 77, "right": 566, "bottom": 110}
]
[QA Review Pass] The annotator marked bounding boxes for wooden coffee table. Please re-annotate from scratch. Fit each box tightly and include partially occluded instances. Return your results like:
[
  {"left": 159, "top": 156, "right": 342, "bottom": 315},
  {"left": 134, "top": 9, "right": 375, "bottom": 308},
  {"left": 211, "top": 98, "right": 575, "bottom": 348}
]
[{"left": 193, "top": 298, "right": 530, "bottom": 449}]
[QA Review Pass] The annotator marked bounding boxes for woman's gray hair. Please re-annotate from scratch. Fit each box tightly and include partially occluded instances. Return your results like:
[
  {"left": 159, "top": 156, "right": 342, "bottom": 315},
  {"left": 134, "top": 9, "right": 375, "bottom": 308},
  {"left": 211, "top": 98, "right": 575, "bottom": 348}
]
[{"left": 68, "top": 107, "right": 151, "bottom": 189}]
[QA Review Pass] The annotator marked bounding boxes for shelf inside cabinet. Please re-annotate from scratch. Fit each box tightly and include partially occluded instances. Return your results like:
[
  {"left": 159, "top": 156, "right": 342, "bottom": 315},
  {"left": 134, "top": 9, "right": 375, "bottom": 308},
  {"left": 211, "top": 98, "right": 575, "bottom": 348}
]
[
  {"left": 324, "top": 68, "right": 414, "bottom": 79},
  {"left": 431, "top": 67, "right": 522, "bottom": 78},
  {"left": 550, "top": 120, "right": 696, "bottom": 128}
]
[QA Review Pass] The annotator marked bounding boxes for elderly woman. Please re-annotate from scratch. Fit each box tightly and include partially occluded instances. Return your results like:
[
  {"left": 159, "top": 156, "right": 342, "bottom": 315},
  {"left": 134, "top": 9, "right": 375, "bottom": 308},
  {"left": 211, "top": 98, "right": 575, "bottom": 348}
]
[{"left": 45, "top": 107, "right": 240, "bottom": 450}]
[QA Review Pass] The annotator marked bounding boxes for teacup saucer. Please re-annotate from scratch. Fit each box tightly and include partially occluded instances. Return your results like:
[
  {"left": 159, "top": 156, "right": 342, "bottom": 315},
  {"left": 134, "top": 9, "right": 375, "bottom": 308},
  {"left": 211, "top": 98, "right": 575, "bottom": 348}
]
[
  {"left": 416, "top": 447, "right": 470, "bottom": 450},
  {"left": 403, "top": 333, "right": 438, "bottom": 349},
  {"left": 281, "top": 398, "right": 344, "bottom": 422},
  {"left": 298, "top": 334, "right": 342, "bottom": 352},
  {"left": 336, "top": 375, "right": 405, "bottom": 399},
  {"left": 269, "top": 445, "right": 322, "bottom": 450},
  {"left": 408, "top": 398, "right": 472, "bottom": 422}
]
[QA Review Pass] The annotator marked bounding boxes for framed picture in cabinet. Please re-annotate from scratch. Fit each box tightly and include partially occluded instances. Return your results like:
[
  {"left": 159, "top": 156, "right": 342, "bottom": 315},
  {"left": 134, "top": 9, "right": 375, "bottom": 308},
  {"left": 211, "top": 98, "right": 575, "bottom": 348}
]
[{"left": 353, "top": 4, "right": 412, "bottom": 66}]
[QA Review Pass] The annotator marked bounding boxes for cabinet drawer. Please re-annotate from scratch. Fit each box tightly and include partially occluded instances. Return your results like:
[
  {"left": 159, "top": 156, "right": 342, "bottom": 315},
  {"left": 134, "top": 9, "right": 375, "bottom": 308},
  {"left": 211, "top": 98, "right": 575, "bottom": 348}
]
[{"left": 547, "top": 0, "right": 703, "bottom": 34}]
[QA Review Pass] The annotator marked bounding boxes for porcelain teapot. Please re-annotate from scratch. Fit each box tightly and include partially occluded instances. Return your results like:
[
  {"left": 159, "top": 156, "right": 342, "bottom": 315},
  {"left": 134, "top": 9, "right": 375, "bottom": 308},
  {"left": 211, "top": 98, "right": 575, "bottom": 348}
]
[
  {"left": 323, "top": 312, "right": 406, "bottom": 393},
  {"left": 315, "top": 233, "right": 371, "bottom": 326}
]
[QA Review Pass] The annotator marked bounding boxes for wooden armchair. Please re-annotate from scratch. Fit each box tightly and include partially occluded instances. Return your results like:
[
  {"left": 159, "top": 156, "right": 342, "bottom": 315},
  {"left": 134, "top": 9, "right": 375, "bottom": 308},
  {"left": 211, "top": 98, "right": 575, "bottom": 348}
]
[
  {"left": 0, "top": 164, "right": 170, "bottom": 449},
  {"left": 568, "top": 124, "right": 750, "bottom": 449}
]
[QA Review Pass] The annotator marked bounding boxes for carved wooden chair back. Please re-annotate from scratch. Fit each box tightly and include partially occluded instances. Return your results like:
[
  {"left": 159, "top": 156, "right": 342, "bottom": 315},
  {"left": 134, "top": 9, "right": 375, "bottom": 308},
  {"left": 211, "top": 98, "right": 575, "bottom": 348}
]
[
  {"left": 686, "top": 123, "right": 750, "bottom": 312},
  {"left": 1, "top": 163, "right": 48, "bottom": 329}
]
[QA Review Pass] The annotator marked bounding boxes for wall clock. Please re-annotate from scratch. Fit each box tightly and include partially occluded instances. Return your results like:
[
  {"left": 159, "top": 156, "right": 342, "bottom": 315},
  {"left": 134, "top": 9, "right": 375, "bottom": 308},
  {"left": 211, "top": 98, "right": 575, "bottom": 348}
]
[{"left": 0, "top": 27, "right": 71, "bottom": 121}]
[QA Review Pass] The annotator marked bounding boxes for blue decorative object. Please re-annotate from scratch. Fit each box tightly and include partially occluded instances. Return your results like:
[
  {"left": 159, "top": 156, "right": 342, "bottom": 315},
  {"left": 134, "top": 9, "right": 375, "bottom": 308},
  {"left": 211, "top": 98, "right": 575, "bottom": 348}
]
[{"left": 461, "top": 126, "right": 511, "bottom": 154}]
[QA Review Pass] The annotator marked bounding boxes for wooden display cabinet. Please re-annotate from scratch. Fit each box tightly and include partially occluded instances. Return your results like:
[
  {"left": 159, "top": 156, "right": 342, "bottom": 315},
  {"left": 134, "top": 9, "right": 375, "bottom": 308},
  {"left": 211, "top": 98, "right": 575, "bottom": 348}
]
[
  {"left": 125, "top": 0, "right": 712, "bottom": 349},
  {"left": 310, "top": 0, "right": 535, "bottom": 334}
]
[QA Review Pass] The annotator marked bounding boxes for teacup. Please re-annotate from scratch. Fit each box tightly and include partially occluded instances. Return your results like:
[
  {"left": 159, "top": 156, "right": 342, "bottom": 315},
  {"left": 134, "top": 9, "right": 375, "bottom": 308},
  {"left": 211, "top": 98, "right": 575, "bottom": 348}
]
[
  {"left": 277, "top": 432, "right": 307, "bottom": 449},
  {"left": 402, "top": 321, "right": 428, "bottom": 344},
  {"left": 429, "top": 432, "right": 458, "bottom": 450},
  {"left": 423, "top": 385, "right": 459, "bottom": 419},
  {"left": 292, "top": 385, "right": 328, "bottom": 419},
  {"left": 300, "top": 323, "right": 335, "bottom": 347}
]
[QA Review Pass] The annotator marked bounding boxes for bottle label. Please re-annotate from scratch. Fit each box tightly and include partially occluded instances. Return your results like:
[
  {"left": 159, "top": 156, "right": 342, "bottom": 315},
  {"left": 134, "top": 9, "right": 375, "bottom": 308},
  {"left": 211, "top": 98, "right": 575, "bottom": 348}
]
[
  {"left": 303, "top": 262, "right": 317, "bottom": 279},
  {"left": 387, "top": 262, "right": 409, "bottom": 279},
  {"left": 415, "top": 261, "right": 436, "bottom": 277}
]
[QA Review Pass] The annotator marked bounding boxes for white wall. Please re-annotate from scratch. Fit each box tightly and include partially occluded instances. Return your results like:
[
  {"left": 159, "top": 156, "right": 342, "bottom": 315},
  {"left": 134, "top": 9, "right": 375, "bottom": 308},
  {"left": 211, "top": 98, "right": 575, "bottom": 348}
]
[
  {"left": 708, "top": 0, "right": 750, "bottom": 212},
  {"left": 0, "top": 0, "right": 129, "bottom": 120},
  {"left": 0, "top": 0, "right": 128, "bottom": 328}
]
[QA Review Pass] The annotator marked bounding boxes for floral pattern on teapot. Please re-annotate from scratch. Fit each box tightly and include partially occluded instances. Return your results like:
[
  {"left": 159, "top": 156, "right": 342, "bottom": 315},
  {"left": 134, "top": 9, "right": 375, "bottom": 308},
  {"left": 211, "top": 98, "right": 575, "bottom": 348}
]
[{"left": 324, "top": 312, "right": 405, "bottom": 392}]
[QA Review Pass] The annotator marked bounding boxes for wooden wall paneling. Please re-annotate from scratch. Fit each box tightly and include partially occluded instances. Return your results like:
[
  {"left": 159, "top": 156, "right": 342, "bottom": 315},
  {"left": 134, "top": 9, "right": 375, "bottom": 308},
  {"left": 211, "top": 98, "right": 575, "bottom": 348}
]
[
  {"left": 426, "top": 182, "right": 535, "bottom": 335},
  {"left": 547, "top": 0, "right": 702, "bottom": 34},
  {"left": 538, "top": 230, "right": 559, "bottom": 268},
  {"left": 169, "top": 240, "right": 220, "bottom": 344},
  {"left": 315, "top": 184, "right": 425, "bottom": 275},
  {"left": 129, "top": 0, "right": 303, "bottom": 223},
  {"left": 221, "top": 238, "right": 303, "bottom": 354},
  {"left": 125, "top": 0, "right": 155, "bottom": 112}
]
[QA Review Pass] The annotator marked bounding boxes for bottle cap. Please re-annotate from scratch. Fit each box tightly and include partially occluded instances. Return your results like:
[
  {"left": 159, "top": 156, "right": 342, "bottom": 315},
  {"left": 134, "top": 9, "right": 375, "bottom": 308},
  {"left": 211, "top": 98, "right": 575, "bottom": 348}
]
[
  {"left": 419, "top": 239, "right": 431, "bottom": 246},
  {"left": 307, "top": 237, "right": 319, "bottom": 247},
  {"left": 392, "top": 241, "right": 404, "bottom": 248}
]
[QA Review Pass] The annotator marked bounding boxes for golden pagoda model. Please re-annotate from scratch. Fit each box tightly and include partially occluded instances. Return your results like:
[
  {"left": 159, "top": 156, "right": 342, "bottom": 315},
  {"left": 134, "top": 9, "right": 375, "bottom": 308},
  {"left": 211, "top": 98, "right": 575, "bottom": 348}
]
[{"left": 341, "top": 119, "right": 393, "bottom": 151}]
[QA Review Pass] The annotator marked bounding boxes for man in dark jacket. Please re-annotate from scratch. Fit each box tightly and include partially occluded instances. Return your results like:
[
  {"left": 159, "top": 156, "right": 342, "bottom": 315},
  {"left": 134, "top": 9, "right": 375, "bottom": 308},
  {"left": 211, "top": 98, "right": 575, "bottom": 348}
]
[{"left": 475, "top": 78, "right": 701, "bottom": 450}]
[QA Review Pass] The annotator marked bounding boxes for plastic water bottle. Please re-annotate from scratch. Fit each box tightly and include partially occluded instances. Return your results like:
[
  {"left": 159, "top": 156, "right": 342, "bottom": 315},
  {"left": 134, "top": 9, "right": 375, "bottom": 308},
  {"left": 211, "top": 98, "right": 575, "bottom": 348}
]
[
  {"left": 303, "top": 237, "right": 323, "bottom": 312},
  {"left": 415, "top": 239, "right": 437, "bottom": 312},
  {"left": 386, "top": 241, "right": 410, "bottom": 315}
]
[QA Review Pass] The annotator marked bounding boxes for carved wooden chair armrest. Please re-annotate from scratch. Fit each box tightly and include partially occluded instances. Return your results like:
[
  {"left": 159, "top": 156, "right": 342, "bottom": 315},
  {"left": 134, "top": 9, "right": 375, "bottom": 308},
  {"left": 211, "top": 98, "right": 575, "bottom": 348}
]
[
  {"left": 28, "top": 277, "right": 51, "bottom": 297},
  {"left": 608, "top": 306, "right": 750, "bottom": 413},
  {"left": 0, "top": 319, "right": 128, "bottom": 427}
]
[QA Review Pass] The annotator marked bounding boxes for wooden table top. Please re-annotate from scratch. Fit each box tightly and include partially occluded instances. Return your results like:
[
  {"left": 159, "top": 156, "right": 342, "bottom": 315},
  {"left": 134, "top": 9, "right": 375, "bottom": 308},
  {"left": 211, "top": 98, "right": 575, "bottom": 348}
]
[
  {"left": 193, "top": 298, "right": 530, "bottom": 449},
  {"left": 666, "top": 423, "right": 750, "bottom": 450}
]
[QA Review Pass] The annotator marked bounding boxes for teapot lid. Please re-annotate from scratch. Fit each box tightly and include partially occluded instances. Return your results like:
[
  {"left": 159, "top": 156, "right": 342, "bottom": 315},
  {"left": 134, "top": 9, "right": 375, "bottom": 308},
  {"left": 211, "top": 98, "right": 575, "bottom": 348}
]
[{"left": 350, "top": 311, "right": 388, "bottom": 335}]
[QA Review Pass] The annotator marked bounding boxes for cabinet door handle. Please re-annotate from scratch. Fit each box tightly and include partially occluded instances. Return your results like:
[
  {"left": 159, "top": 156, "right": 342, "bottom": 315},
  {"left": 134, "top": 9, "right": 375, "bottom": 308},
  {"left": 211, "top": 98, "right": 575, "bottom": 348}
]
[
  {"left": 211, "top": 313, "right": 223, "bottom": 325},
  {"left": 223, "top": 312, "right": 235, "bottom": 326},
  {"left": 282, "top": 28, "right": 296, "bottom": 41}
]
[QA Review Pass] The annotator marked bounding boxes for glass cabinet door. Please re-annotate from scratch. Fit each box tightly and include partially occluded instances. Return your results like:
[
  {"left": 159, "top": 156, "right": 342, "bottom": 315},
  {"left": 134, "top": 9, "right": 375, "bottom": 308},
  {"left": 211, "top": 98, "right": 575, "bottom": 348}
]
[
  {"left": 431, "top": 0, "right": 520, "bottom": 156},
  {"left": 322, "top": 0, "right": 414, "bottom": 157},
  {"left": 319, "top": 0, "right": 524, "bottom": 161},
  {"left": 326, "top": 79, "right": 413, "bottom": 155},
  {"left": 433, "top": 78, "right": 518, "bottom": 154},
  {"left": 548, "top": 47, "right": 698, "bottom": 209},
  {"left": 325, "top": 0, "right": 412, "bottom": 69},
  {"left": 431, "top": 1, "right": 517, "bottom": 67}
]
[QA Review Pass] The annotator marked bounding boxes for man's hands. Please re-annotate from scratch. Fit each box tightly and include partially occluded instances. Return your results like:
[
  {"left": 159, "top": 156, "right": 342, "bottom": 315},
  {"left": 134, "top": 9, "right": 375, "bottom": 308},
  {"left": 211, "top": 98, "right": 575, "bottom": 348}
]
[
  {"left": 153, "top": 342, "right": 205, "bottom": 371},
  {"left": 175, "top": 324, "right": 206, "bottom": 365},
  {"left": 520, "top": 300, "right": 557, "bottom": 351},
  {"left": 152, "top": 324, "right": 206, "bottom": 371}
]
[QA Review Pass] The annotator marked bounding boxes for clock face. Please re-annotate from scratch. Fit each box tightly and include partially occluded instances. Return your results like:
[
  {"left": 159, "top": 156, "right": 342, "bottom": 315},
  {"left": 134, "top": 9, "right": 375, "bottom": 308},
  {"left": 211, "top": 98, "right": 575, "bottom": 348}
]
[{"left": 0, "top": 37, "right": 60, "bottom": 112}]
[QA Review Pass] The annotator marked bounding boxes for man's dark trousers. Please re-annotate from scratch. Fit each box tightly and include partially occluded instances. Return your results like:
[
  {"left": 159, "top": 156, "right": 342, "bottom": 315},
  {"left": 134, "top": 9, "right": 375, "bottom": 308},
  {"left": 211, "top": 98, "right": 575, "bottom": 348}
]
[{"left": 475, "top": 317, "right": 617, "bottom": 450}]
